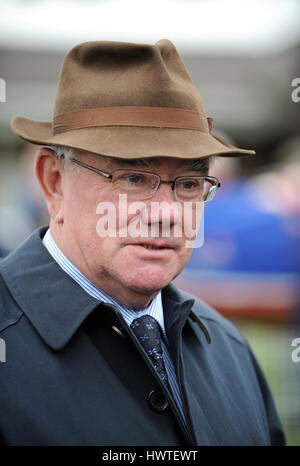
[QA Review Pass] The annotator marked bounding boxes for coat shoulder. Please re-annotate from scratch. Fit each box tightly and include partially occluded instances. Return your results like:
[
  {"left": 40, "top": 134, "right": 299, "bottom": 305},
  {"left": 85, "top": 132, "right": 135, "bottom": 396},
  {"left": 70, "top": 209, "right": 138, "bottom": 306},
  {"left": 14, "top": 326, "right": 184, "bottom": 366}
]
[
  {"left": 0, "top": 227, "right": 47, "bottom": 335},
  {"left": 0, "top": 269, "right": 23, "bottom": 334},
  {"left": 178, "top": 287, "right": 246, "bottom": 346}
]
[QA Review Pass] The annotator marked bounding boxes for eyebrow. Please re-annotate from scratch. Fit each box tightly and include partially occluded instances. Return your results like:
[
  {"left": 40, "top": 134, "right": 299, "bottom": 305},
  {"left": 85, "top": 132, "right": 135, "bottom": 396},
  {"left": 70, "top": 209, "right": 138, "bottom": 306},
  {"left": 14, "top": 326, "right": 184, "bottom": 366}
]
[{"left": 181, "top": 157, "right": 211, "bottom": 172}]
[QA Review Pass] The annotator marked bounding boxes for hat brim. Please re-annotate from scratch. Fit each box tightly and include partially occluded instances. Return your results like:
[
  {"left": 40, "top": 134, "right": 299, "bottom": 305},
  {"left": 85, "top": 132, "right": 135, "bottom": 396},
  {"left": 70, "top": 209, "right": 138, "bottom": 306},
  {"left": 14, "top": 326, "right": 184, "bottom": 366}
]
[{"left": 11, "top": 116, "right": 255, "bottom": 159}]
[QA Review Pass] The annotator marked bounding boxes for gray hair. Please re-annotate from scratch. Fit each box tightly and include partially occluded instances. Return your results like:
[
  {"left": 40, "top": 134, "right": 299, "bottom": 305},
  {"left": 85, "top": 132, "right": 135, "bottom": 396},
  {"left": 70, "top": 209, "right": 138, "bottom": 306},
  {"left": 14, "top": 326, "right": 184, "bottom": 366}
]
[{"left": 41, "top": 145, "right": 77, "bottom": 169}]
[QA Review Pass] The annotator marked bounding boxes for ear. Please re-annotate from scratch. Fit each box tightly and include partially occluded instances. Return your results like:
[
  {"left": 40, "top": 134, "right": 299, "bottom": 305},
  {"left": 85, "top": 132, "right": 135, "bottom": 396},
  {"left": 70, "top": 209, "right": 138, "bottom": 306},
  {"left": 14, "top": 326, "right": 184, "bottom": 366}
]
[{"left": 35, "top": 147, "right": 65, "bottom": 223}]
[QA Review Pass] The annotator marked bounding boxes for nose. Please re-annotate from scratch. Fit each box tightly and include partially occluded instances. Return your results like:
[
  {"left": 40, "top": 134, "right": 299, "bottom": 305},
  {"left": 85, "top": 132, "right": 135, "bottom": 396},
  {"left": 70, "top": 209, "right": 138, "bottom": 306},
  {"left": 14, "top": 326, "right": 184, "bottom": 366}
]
[
  {"left": 140, "top": 181, "right": 182, "bottom": 231},
  {"left": 152, "top": 180, "right": 175, "bottom": 202}
]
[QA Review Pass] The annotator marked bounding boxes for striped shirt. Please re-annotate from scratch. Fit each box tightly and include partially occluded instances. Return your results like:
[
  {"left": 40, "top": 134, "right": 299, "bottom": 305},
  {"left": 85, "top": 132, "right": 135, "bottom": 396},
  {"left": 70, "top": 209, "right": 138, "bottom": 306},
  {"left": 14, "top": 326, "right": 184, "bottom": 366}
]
[{"left": 42, "top": 228, "right": 185, "bottom": 421}]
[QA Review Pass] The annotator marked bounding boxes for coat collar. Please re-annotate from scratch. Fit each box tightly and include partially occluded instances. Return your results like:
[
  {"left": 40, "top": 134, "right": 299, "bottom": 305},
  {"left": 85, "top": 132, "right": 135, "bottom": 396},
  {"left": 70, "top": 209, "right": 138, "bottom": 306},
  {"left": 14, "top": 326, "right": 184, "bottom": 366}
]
[
  {"left": 0, "top": 226, "right": 101, "bottom": 350},
  {"left": 0, "top": 226, "right": 210, "bottom": 350}
]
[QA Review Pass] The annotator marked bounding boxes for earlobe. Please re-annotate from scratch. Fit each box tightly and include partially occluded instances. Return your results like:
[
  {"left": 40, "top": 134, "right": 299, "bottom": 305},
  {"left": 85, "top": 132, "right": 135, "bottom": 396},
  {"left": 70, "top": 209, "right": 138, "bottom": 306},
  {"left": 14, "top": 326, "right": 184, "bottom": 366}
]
[
  {"left": 35, "top": 148, "right": 64, "bottom": 221},
  {"left": 54, "top": 206, "right": 64, "bottom": 224}
]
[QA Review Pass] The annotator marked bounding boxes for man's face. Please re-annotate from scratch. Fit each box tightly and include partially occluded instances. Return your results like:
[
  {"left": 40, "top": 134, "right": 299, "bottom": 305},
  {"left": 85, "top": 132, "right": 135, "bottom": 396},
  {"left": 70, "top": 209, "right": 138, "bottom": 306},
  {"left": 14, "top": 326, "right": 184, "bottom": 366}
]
[{"left": 56, "top": 151, "right": 206, "bottom": 308}]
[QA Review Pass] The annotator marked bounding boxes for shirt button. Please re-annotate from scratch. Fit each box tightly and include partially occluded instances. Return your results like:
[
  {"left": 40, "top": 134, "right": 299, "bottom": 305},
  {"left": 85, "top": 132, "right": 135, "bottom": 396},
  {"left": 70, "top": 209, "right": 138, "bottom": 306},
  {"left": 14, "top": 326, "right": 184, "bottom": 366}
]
[{"left": 148, "top": 389, "right": 169, "bottom": 412}]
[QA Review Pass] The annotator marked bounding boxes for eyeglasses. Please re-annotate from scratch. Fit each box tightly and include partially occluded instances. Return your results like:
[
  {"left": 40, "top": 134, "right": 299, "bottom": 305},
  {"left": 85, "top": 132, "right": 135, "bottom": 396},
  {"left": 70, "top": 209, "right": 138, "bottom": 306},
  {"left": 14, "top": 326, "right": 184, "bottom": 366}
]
[{"left": 70, "top": 158, "right": 221, "bottom": 202}]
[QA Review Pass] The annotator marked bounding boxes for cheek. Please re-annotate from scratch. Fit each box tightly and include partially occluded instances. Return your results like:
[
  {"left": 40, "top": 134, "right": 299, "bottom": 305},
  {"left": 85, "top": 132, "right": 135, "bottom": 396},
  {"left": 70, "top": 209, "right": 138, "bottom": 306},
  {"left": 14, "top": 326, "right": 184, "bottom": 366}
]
[
  {"left": 183, "top": 246, "right": 194, "bottom": 264},
  {"left": 65, "top": 179, "right": 108, "bottom": 226},
  {"left": 176, "top": 242, "right": 193, "bottom": 264},
  {"left": 182, "top": 202, "right": 204, "bottom": 239},
  {"left": 95, "top": 196, "right": 144, "bottom": 240}
]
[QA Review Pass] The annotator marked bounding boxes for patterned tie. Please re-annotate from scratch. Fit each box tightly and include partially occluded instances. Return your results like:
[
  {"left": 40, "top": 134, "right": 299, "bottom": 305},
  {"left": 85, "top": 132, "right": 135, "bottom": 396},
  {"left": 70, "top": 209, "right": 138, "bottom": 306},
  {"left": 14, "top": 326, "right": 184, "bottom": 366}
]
[{"left": 130, "top": 315, "right": 170, "bottom": 389}]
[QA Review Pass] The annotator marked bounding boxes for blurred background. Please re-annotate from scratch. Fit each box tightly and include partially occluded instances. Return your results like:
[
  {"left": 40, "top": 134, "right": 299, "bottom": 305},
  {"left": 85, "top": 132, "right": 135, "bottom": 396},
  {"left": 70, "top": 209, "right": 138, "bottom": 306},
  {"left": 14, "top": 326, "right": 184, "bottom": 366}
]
[{"left": 0, "top": 0, "right": 299, "bottom": 445}]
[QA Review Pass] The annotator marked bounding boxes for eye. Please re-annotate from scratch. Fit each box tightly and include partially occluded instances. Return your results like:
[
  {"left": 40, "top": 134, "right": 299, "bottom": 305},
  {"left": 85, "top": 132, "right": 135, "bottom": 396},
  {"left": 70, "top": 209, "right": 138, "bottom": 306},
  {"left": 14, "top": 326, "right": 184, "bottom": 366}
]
[
  {"left": 125, "top": 173, "right": 145, "bottom": 185},
  {"left": 114, "top": 171, "right": 150, "bottom": 190},
  {"left": 179, "top": 179, "right": 200, "bottom": 190}
]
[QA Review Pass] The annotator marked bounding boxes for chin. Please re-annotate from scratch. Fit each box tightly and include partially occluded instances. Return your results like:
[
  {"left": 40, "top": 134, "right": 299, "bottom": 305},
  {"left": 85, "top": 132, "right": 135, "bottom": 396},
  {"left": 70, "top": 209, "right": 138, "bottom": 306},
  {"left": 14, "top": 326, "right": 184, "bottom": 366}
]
[{"left": 126, "top": 269, "right": 175, "bottom": 294}]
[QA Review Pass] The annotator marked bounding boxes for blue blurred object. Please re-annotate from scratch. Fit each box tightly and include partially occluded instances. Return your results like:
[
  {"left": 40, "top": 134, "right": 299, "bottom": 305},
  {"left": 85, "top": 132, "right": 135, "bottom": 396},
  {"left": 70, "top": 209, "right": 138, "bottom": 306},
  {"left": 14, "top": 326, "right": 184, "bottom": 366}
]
[{"left": 187, "top": 178, "right": 300, "bottom": 275}]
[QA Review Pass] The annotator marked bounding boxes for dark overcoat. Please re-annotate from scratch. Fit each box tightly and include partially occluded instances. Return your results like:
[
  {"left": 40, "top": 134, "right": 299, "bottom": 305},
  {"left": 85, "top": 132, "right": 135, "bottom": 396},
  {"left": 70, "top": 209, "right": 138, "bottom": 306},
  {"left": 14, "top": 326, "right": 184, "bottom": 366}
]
[{"left": 0, "top": 227, "right": 285, "bottom": 445}]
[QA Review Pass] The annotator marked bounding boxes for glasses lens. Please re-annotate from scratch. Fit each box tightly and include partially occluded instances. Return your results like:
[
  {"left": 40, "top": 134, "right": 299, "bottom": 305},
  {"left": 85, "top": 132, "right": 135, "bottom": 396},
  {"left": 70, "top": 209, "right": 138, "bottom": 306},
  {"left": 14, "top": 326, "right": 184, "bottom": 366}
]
[
  {"left": 111, "top": 170, "right": 159, "bottom": 199},
  {"left": 175, "top": 177, "right": 218, "bottom": 201}
]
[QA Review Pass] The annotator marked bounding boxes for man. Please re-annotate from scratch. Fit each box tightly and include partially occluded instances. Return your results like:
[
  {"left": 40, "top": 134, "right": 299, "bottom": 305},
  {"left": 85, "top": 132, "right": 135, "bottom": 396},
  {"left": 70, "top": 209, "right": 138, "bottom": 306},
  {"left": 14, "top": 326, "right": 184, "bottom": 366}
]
[{"left": 0, "top": 39, "right": 285, "bottom": 445}]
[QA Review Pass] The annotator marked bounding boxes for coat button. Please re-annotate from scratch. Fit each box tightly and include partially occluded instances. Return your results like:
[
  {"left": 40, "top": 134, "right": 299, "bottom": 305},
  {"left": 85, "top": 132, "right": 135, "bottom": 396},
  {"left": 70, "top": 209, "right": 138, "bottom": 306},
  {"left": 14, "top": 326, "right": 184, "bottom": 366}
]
[{"left": 148, "top": 389, "right": 169, "bottom": 412}]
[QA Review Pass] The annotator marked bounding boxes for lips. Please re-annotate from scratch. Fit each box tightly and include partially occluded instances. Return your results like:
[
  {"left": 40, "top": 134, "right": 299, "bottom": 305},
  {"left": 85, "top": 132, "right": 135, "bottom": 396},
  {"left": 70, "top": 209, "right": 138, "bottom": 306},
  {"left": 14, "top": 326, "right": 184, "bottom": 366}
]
[
  {"left": 132, "top": 241, "right": 174, "bottom": 250},
  {"left": 139, "top": 244, "right": 166, "bottom": 250}
]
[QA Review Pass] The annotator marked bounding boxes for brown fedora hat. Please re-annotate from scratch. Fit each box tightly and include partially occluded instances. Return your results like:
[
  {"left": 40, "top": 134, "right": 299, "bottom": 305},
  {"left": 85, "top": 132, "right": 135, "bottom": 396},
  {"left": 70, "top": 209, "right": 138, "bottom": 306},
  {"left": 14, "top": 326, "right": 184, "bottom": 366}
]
[{"left": 11, "top": 39, "right": 255, "bottom": 159}]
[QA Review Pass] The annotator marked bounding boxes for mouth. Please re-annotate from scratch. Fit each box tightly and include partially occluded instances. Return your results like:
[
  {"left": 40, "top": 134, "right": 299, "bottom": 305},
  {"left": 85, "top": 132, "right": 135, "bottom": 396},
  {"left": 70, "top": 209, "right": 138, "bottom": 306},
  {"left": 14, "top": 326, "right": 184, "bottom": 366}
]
[
  {"left": 124, "top": 241, "right": 176, "bottom": 253},
  {"left": 138, "top": 244, "right": 170, "bottom": 250}
]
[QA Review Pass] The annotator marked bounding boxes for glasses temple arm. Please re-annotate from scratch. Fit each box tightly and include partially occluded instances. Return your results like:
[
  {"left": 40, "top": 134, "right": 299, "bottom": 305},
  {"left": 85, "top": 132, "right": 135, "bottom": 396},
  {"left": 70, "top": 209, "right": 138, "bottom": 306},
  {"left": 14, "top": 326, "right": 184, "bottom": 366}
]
[{"left": 70, "top": 159, "right": 112, "bottom": 179}]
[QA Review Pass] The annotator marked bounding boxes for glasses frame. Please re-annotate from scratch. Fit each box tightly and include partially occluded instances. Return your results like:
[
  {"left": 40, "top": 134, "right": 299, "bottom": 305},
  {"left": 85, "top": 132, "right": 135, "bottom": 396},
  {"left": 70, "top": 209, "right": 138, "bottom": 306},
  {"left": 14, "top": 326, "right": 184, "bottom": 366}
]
[{"left": 69, "top": 158, "right": 221, "bottom": 201}]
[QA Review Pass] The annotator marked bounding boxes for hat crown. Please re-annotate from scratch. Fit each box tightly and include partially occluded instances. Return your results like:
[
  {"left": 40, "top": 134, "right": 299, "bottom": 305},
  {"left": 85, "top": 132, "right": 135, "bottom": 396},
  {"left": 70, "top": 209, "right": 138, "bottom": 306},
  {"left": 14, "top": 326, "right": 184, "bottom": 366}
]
[
  {"left": 53, "top": 39, "right": 206, "bottom": 117},
  {"left": 11, "top": 38, "right": 255, "bottom": 159}
]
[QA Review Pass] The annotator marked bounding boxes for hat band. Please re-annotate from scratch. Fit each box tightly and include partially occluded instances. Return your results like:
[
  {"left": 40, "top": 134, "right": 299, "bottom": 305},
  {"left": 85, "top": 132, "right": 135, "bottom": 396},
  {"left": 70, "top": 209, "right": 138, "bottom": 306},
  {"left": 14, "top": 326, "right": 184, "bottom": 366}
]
[{"left": 52, "top": 106, "right": 213, "bottom": 135}]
